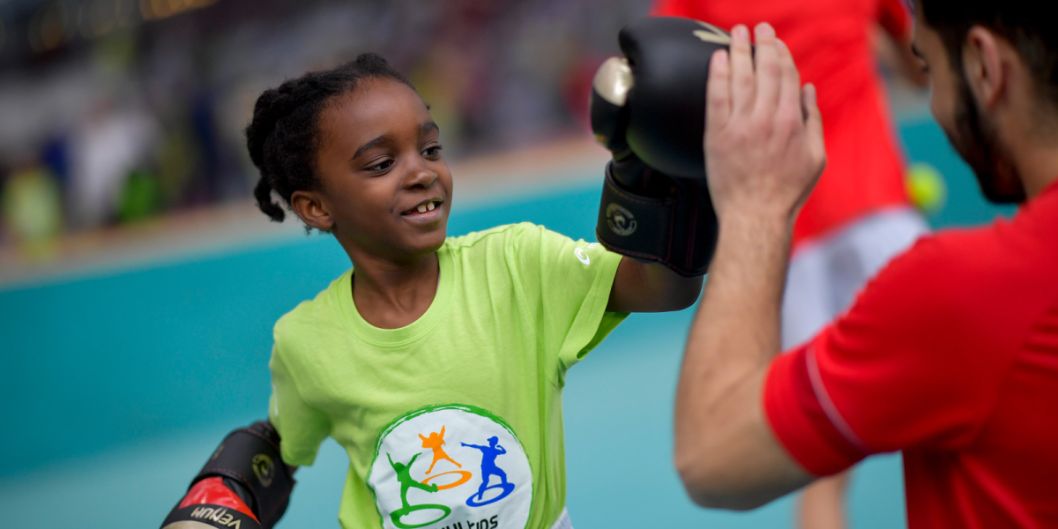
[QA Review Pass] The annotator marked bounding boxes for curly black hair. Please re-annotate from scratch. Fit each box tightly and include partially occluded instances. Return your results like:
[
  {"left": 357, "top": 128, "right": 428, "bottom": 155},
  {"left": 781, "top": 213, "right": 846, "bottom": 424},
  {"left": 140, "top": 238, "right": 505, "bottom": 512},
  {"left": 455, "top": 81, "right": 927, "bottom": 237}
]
[{"left": 246, "top": 53, "right": 414, "bottom": 223}]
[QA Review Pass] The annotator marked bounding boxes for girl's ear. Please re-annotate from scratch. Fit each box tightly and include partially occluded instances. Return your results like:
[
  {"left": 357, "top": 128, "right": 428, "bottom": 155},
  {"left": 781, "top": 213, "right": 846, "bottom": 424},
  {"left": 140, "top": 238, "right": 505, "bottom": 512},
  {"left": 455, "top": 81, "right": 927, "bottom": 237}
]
[{"left": 291, "top": 190, "right": 335, "bottom": 232}]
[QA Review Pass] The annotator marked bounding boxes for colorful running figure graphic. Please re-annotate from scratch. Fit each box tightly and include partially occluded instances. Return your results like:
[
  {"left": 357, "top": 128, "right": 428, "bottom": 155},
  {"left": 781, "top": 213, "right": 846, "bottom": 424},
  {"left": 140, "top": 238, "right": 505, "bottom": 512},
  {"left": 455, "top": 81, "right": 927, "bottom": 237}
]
[
  {"left": 461, "top": 436, "right": 515, "bottom": 507},
  {"left": 419, "top": 426, "right": 462, "bottom": 473},
  {"left": 385, "top": 452, "right": 450, "bottom": 528}
]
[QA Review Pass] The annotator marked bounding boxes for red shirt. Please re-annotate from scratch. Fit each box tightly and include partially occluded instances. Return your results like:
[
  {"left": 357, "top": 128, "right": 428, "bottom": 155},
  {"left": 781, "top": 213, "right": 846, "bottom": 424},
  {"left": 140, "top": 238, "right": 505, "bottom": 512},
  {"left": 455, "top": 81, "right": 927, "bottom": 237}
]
[
  {"left": 653, "top": 0, "right": 912, "bottom": 247},
  {"left": 765, "top": 181, "right": 1058, "bottom": 528}
]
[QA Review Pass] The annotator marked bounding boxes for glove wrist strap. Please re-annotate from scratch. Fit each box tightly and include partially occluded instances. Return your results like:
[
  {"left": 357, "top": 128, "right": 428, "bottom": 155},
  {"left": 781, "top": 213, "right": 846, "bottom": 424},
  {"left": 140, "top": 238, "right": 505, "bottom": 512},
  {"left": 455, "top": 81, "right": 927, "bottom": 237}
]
[{"left": 596, "top": 162, "right": 716, "bottom": 277}]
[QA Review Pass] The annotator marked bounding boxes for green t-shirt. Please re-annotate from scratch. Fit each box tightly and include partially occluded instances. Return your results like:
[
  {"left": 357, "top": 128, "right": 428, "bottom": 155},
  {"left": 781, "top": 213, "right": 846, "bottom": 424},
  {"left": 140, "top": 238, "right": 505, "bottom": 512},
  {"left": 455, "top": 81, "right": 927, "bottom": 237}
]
[{"left": 268, "top": 223, "right": 625, "bottom": 529}]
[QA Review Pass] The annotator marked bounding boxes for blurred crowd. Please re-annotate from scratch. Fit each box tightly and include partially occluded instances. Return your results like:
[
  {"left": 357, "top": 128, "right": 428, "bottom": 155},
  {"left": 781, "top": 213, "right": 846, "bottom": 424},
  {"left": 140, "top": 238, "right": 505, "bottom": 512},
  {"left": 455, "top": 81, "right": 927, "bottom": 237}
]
[{"left": 0, "top": 0, "right": 649, "bottom": 258}]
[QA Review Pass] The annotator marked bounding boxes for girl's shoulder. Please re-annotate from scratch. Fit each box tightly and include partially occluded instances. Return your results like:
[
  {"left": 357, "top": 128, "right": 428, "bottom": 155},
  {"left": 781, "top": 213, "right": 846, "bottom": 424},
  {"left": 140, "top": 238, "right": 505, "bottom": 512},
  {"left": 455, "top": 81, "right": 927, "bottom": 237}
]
[
  {"left": 443, "top": 223, "right": 592, "bottom": 266},
  {"left": 273, "top": 269, "right": 352, "bottom": 339},
  {"left": 443, "top": 222, "right": 547, "bottom": 253},
  {"left": 444, "top": 221, "right": 562, "bottom": 258}
]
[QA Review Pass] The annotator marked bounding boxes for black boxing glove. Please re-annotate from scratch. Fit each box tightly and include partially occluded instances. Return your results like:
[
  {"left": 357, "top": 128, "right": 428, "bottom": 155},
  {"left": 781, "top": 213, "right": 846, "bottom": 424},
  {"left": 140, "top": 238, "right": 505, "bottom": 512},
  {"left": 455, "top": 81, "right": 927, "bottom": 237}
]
[
  {"left": 592, "top": 16, "right": 732, "bottom": 276},
  {"left": 161, "top": 421, "right": 295, "bottom": 529}
]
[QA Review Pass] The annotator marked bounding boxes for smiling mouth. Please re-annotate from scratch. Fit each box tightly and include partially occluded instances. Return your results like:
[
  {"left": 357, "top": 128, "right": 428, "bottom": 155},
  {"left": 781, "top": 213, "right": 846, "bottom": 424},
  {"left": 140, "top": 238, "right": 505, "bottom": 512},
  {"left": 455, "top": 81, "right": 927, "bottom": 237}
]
[{"left": 401, "top": 199, "right": 444, "bottom": 216}]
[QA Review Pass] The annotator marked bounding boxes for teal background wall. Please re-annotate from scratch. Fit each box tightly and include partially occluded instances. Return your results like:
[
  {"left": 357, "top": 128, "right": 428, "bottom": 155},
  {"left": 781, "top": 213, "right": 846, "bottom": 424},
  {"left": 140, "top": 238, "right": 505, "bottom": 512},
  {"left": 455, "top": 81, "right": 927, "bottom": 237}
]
[{"left": 0, "top": 116, "right": 1013, "bottom": 528}]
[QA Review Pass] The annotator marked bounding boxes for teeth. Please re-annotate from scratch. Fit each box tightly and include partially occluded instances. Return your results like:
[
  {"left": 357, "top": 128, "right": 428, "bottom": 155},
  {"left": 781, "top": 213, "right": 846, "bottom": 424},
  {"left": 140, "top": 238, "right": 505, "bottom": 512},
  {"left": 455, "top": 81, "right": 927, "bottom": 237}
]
[
  {"left": 417, "top": 204, "right": 428, "bottom": 213},
  {"left": 427, "top": 202, "right": 436, "bottom": 211}
]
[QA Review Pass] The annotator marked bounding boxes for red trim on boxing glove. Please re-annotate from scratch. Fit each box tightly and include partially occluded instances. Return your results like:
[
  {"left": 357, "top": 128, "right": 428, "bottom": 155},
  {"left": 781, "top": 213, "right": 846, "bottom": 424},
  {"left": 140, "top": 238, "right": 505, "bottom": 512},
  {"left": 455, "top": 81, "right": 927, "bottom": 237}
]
[{"left": 178, "top": 476, "right": 259, "bottom": 523}]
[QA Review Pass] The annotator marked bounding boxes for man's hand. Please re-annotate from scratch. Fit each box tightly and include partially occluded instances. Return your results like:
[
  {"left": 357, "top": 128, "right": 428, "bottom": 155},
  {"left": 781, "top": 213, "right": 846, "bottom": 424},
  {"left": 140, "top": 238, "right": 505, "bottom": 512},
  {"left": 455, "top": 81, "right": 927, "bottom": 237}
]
[
  {"left": 703, "top": 23, "right": 825, "bottom": 225},
  {"left": 674, "top": 23, "right": 819, "bottom": 510}
]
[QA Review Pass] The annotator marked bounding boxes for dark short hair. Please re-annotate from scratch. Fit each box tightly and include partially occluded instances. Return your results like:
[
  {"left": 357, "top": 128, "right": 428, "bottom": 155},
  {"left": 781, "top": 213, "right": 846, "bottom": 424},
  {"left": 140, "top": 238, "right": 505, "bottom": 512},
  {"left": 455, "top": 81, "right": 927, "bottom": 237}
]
[{"left": 918, "top": 0, "right": 1058, "bottom": 106}]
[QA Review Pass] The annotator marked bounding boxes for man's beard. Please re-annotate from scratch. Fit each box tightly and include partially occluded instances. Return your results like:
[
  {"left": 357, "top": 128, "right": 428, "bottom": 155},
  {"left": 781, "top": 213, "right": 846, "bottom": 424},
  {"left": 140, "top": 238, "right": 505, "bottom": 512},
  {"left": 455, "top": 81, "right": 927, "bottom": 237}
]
[{"left": 943, "top": 76, "right": 1027, "bottom": 204}]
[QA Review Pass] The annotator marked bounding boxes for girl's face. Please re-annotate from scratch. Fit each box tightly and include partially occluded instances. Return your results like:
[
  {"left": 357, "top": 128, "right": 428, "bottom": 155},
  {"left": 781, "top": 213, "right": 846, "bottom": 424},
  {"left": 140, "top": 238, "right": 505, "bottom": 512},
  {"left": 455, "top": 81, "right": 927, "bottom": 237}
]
[{"left": 312, "top": 78, "right": 453, "bottom": 261}]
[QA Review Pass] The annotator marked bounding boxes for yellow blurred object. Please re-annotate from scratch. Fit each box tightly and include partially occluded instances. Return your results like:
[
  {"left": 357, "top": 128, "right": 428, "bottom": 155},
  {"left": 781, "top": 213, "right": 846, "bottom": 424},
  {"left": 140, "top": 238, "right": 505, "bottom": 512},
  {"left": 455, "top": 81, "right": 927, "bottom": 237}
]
[
  {"left": 906, "top": 162, "right": 946, "bottom": 213},
  {"left": 1, "top": 165, "right": 63, "bottom": 260}
]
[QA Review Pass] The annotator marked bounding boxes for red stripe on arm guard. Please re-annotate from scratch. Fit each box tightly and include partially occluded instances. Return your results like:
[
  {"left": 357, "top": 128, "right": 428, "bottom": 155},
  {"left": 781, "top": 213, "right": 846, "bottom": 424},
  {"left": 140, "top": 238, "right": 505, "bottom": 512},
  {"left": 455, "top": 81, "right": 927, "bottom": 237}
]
[{"left": 178, "top": 477, "right": 260, "bottom": 522}]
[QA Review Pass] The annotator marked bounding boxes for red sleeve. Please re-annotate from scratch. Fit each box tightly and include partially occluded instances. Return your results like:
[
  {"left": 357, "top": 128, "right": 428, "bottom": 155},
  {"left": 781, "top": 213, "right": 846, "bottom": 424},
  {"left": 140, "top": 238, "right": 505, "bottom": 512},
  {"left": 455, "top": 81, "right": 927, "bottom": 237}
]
[
  {"left": 876, "top": 0, "right": 912, "bottom": 40},
  {"left": 764, "top": 236, "right": 1009, "bottom": 476},
  {"left": 651, "top": 0, "right": 691, "bottom": 17}
]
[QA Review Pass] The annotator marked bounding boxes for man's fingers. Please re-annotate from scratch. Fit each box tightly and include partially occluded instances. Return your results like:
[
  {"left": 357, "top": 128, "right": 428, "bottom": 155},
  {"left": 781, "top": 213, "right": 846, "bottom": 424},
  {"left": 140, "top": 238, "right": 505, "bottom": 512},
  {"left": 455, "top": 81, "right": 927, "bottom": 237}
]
[
  {"left": 802, "top": 83, "right": 826, "bottom": 168},
  {"left": 752, "top": 23, "right": 781, "bottom": 118},
  {"left": 775, "top": 38, "right": 800, "bottom": 90},
  {"left": 775, "top": 38, "right": 802, "bottom": 129},
  {"left": 729, "top": 24, "right": 755, "bottom": 115},
  {"left": 707, "top": 50, "right": 732, "bottom": 131}
]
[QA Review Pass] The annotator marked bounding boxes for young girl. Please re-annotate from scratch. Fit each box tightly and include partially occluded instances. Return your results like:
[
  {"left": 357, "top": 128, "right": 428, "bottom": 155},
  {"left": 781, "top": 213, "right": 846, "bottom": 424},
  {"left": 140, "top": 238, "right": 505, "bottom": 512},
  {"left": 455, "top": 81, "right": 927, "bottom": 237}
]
[{"left": 247, "top": 53, "right": 700, "bottom": 529}]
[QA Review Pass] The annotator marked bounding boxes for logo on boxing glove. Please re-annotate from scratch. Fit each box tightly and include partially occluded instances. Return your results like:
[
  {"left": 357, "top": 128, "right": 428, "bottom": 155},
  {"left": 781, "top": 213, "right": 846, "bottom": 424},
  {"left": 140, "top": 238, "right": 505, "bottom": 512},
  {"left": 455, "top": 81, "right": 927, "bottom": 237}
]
[
  {"left": 605, "top": 203, "right": 638, "bottom": 236},
  {"left": 692, "top": 21, "right": 731, "bottom": 45},
  {"left": 252, "top": 453, "right": 275, "bottom": 487}
]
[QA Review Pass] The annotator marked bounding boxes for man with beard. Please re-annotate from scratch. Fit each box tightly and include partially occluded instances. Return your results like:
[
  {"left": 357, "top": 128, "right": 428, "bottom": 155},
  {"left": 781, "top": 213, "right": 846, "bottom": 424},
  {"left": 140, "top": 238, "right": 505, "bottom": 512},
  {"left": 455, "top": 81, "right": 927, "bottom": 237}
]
[
  {"left": 673, "top": 2, "right": 1058, "bottom": 527},
  {"left": 650, "top": 1, "right": 928, "bottom": 527}
]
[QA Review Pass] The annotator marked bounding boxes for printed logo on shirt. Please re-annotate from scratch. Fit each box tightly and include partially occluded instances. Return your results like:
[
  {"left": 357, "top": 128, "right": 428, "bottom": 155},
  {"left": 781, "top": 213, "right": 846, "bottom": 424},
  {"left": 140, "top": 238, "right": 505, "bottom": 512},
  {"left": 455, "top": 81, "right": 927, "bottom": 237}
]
[
  {"left": 368, "top": 404, "right": 532, "bottom": 529},
  {"left": 574, "top": 246, "right": 592, "bottom": 266}
]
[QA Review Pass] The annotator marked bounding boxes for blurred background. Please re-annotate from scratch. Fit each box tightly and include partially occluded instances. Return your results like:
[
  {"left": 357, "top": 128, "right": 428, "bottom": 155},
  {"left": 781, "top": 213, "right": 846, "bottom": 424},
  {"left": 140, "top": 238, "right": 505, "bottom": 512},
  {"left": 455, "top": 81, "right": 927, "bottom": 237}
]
[
  {"left": 0, "top": 0, "right": 642, "bottom": 267},
  {"left": 0, "top": 0, "right": 1014, "bottom": 528}
]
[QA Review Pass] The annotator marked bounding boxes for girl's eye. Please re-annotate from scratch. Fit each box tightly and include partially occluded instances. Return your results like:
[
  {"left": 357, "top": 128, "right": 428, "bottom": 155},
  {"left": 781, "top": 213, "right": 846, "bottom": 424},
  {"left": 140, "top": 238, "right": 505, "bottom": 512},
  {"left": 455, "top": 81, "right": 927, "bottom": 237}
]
[
  {"left": 423, "top": 144, "right": 443, "bottom": 159},
  {"left": 367, "top": 159, "right": 394, "bottom": 173}
]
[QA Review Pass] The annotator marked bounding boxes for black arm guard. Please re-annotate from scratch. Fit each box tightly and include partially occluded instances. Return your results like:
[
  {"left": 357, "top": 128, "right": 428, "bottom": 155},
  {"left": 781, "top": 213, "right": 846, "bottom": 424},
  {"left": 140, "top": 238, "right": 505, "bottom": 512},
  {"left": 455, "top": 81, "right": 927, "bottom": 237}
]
[
  {"left": 196, "top": 421, "right": 294, "bottom": 527},
  {"left": 162, "top": 421, "right": 295, "bottom": 529}
]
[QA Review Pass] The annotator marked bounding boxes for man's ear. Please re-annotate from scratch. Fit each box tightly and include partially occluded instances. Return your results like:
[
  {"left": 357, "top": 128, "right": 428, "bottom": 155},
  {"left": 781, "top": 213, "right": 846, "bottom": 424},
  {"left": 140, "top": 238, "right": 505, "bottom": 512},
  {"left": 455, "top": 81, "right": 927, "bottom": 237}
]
[
  {"left": 291, "top": 190, "right": 335, "bottom": 232},
  {"left": 962, "top": 26, "right": 1006, "bottom": 108}
]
